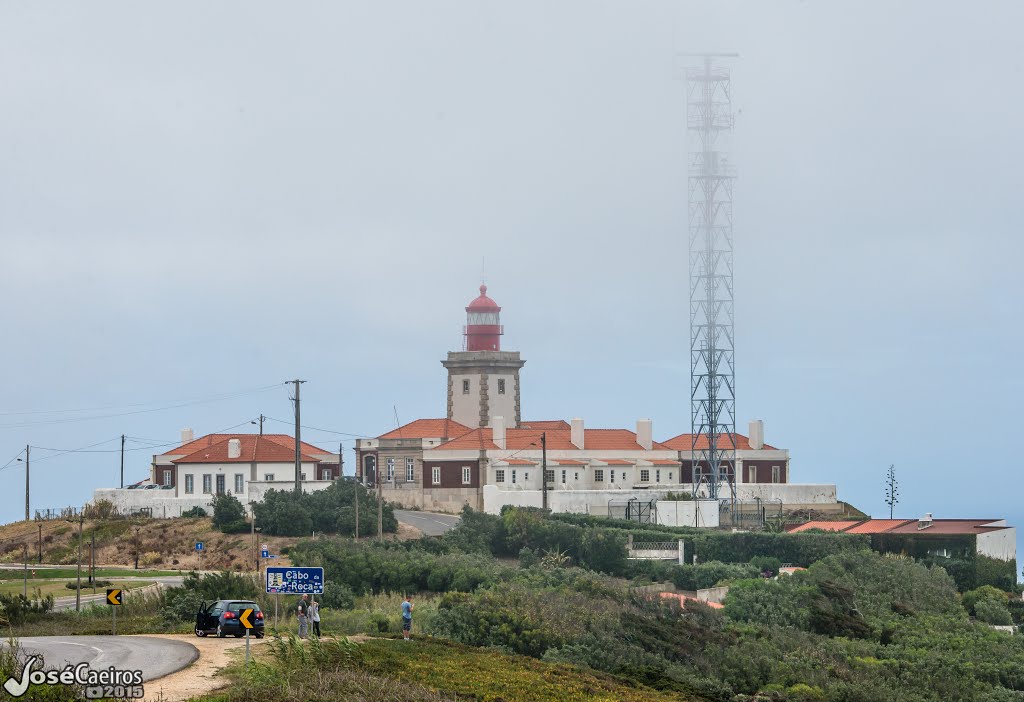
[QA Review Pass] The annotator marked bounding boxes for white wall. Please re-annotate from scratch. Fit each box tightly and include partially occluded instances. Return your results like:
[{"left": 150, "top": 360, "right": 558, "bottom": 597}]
[
  {"left": 92, "top": 488, "right": 213, "bottom": 517},
  {"left": 735, "top": 483, "right": 837, "bottom": 504},
  {"left": 654, "top": 500, "right": 720, "bottom": 528},
  {"left": 977, "top": 528, "right": 1017, "bottom": 561},
  {"left": 483, "top": 485, "right": 721, "bottom": 524},
  {"left": 450, "top": 374, "right": 480, "bottom": 428},
  {"left": 175, "top": 461, "right": 319, "bottom": 500}
]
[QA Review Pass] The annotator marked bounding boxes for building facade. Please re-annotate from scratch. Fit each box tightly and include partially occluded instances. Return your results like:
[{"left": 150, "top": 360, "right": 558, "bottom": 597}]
[
  {"left": 355, "top": 284, "right": 838, "bottom": 517},
  {"left": 92, "top": 430, "right": 340, "bottom": 516}
]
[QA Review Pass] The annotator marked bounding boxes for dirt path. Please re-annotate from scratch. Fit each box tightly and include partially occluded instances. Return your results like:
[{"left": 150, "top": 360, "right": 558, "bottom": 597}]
[{"left": 135, "top": 633, "right": 266, "bottom": 702}]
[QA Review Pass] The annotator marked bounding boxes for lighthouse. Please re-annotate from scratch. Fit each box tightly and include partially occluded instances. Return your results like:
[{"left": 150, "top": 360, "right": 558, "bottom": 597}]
[{"left": 442, "top": 285, "right": 526, "bottom": 429}]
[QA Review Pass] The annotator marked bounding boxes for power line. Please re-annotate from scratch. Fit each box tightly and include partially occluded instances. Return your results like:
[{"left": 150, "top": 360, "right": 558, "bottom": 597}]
[
  {"left": 0, "top": 384, "right": 284, "bottom": 429},
  {"left": 262, "top": 416, "right": 374, "bottom": 439}
]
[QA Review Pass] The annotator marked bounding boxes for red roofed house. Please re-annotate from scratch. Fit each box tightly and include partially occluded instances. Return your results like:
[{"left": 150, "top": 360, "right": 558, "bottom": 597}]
[{"left": 93, "top": 429, "right": 340, "bottom": 516}]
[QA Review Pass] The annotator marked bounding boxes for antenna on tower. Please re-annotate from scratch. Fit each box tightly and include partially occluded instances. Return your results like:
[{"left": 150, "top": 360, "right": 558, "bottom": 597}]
[{"left": 686, "top": 53, "right": 738, "bottom": 510}]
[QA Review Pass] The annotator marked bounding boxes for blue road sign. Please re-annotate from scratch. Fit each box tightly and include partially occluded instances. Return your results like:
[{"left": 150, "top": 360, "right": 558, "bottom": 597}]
[
  {"left": 195, "top": 542, "right": 204, "bottom": 552},
  {"left": 261, "top": 549, "right": 269, "bottom": 559},
  {"left": 266, "top": 567, "right": 324, "bottom": 594}
]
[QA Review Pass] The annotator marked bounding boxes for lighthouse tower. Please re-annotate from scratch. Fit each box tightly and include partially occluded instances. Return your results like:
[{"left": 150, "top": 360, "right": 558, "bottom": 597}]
[{"left": 442, "top": 285, "right": 525, "bottom": 429}]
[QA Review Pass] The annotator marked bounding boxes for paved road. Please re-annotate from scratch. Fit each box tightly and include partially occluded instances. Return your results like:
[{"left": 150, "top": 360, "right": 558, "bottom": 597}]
[
  {"left": 48, "top": 577, "right": 186, "bottom": 611},
  {"left": 394, "top": 510, "right": 461, "bottom": 536},
  {"left": 7, "top": 636, "right": 198, "bottom": 682}
]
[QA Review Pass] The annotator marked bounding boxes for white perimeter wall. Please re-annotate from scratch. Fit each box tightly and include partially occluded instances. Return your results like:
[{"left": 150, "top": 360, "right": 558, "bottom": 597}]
[
  {"left": 977, "top": 528, "right": 1017, "bottom": 561},
  {"left": 94, "top": 479, "right": 335, "bottom": 516},
  {"left": 654, "top": 500, "right": 720, "bottom": 528},
  {"left": 735, "top": 484, "right": 837, "bottom": 504}
]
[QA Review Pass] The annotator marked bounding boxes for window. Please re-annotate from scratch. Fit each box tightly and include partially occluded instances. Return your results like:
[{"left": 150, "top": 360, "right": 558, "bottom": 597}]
[
  {"left": 511, "top": 469, "right": 517, "bottom": 484},
  {"left": 560, "top": 469, "right": 566, "bottom": 483},
  {"left": 163, "top": 470, "right": 172, "bottom": 487},
  {"left": 498, "top": 379, "right": 506, "bottom": 394},
  {"left": 234, "top": 474, "right": 244, "bottom": 494},
  {"left": 215, "top": 474, "right": 225, "bottom": 495},
  {"left": 264, "top": 473, "right": 275, "bottom": 481},
  {"left": 462, "top": 379, "right": 470, "bottom": 394},
  {"left": 202, "top": 474, "right": 212, "bottom": 494},
  {"left": 655, "top": 469, "right": 660, "bottom": 483},
  {"left": 322, "top": 468, "right": 333, "bottom": 480},
  {"left": 574, "top": 472, "right": 579, "bottom": 481},
  {"left": 544, "top": 469, "right": 554, "bottom": 484},
  {"left": 524, "top": 472, "right": 529, "bottom": 480},
  {"left": 406, "top": 457, "right": 415, "bottom": 482},
  {"left": 432, "top": 466, "right": 441, "bottom": 485},
  {"left": 185, "top": 475, "right": 194, "bottom": 494},
  {"left": 748, "top": 466, "right": 757, "bottom": 483},
  {"left": 621, "top": 472, "right": 626, "bottom": 482},
  {"left": 669, "top": 472, "right": 673, "bottom": 482},
  {"left": 387, "top": 458, "right": 395, "bottom": 482},
  {"left": 772, "top": 465, "right": 781, "bottom": 483},
  {"left": 495, "top": 469, "right": 505, "bottom": 483},
  {"left": 640, "top": 469, "right": 650, "bottom": 483},
  {"left": 462, "top": 466, "right": 471, "bottom": 485},
  {"left": 610, "top": 470, "right": 615, "bottom": 483},
  {"left": 594, "top": 469, "right": 604, "bottom": 482},
  {"left": 300, "top": 472, "right": 306, "bottom": 481}
]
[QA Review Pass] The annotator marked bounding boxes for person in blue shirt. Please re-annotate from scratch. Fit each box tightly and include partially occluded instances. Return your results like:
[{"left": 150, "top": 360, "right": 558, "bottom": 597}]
[{"left": 401, "top": 595, "right": 414, "bottom": 641}]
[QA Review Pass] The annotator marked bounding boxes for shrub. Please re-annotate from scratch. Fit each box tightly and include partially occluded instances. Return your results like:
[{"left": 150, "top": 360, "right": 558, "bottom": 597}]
[
  {"left": 181, "top": 506, "right": 207, "bottom": 518},
  {"left": 142, "top": 551, "right": 163, "bottom": 566},
  {"left": 975, "top": 598, "right": 1013, "bottom": 626},
  {"left": 211, "top": 494, "right": 248, "bottom": 533}
]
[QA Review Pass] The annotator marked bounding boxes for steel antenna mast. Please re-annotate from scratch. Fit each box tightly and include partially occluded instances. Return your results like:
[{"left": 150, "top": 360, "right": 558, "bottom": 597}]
[{"left": 686, "top": 54, "right": 738, "bottom": 508}]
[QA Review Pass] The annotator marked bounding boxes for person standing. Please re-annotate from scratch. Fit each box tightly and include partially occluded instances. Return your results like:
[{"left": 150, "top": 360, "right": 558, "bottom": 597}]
[
  {"left": 296, "top": 593, "right": 309, "bottom": 639},
  {"left": 401, "top": 594, "right": 414, "bottom": 641},
  {"left": 309, "top": 597, "right": 321, "bottom": 638}
]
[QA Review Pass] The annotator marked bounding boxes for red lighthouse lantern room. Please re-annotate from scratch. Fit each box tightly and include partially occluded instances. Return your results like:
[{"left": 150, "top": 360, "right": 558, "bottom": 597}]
[{"left": 465, "top": 284, "right": 503, "bottom": 351}]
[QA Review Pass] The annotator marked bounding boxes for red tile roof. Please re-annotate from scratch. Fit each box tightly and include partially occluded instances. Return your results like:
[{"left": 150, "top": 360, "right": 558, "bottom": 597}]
[
  {"left": 520, "top": 420, "right": 571, "bottom": 430},
  {"left": 844, "top": 519, "right": 913, "bottom": 534},
  {"left": 554, "top": 459, "right": 586, "bottom": 466},
  {"left": 661, "top": 433, "right": 778, "bottom": 451},
  {"left": 172, "top": 435, "right": 327, "bottom": 464},
  {"left": 648, "top": 459, "right": 681, "bottom": 466},
  {"left": 503, "top": 459, "right": 536, "bottom": 466},
  {"left": 786, "top": 520, "right": 860, "bottom": 533},
  {"left": 600, "top": 459, "right": 633, "bottom": 465},
  {"left": 161, "top": 434, "right": 328, "bottom": 459},
  {"left": 886, "top": 519, "right": 1007, "bottom": 535},
  {"left": 378, "top": 418, "right": 472, "bottom": 440},
  {"left": 432, "top": 427, "right": 674, "bottom": 452}
]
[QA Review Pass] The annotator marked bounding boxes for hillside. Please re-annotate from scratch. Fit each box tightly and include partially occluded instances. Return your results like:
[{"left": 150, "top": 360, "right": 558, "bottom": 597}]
[{"left": 0, "top": 517, "right": 417, "bottom": 571}]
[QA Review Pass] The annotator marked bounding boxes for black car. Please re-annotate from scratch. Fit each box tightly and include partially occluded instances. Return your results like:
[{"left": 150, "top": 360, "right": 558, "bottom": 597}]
[{"left": 195, "top": 599, "right": 265, "bottom": 638}]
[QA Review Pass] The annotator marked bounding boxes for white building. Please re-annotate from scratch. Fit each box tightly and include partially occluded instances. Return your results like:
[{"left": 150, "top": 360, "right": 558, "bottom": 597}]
[{"left": 92, "top": 430, "right": 340, "bottom": 516}]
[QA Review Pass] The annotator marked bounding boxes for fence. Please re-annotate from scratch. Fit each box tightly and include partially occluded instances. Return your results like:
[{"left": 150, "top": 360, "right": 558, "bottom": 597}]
[{"left": 627, "top": 534, "right": 686, "bottom": 564}]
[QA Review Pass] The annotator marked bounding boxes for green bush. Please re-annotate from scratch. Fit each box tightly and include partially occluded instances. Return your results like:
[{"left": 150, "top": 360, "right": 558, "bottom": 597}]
[
  {"left": 975, "top": 598, "right": 1013, "bottom": 626},
  {"left": 211, "top": 493, "right": 248, "bottom": 533},
  {"left": 254, "top": 481, "right": 396, "bottom": 537},
  {"left": 161, "top": 570, "right": 261, "bottom": 621},
  {"left": 181, "top": 506, "right": 207, "bottom": 518}
]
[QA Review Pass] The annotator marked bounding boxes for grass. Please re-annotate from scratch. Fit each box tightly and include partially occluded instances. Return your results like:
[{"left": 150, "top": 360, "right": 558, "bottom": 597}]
[
  {"left": 205, "top": 635, "right": 702, "bottom": 702},
  {"left": 0, "top": 567, "right": 181, "bottom": 580},
  {"left": 0, "top": 579, "right": 155, "bottom": 598},
  {"left": 2, "top": 590, "right": 192, "bottom": 637}
]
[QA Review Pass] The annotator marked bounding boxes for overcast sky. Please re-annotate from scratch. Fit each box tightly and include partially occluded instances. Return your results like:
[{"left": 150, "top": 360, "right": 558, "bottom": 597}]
[{"left": 1, "top": 1, "right": 1022, "bottom": 560}]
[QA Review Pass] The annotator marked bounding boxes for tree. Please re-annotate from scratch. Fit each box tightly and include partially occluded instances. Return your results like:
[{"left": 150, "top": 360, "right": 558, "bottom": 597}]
[
  {"left": 211, "top": 493, "right": 248, "bottom": 533},
  {"left": 884, "top": 464, "right": 899, "bottom": 519}
]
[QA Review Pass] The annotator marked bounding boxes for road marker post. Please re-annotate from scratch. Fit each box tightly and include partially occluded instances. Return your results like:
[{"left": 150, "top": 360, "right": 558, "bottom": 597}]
[
  {"left": 240, "top": 607, "right": 255, "bottom": 667},
  {"left": 106, "top": 588, "right": 123, "bottom": 635}
]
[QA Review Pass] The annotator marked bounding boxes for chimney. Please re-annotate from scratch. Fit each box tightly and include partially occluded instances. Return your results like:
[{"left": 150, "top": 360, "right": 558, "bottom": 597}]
[
  {"left": 748, "top": 420, "right": 764, "bottom": 450},
  {"left": 492, "top": 415, "right": 506, "bottom": 450},
  {"left": 181, "top": 428, "right": 194, "bottom": 445},
  {"left": 228, "top": 438, "right": 242, "bottom": 459},
  {"left": 636, "top": 419, "right": 653, "bottom": 450},
  {"left": 918, "top": 512, "right": 934, "bottom": 530},
  {"left": 570, "top": 418, "right": 584, "bottom": 449}
]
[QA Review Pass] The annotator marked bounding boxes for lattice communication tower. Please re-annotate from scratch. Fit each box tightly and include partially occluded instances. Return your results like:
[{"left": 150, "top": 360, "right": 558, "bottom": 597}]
[{"left": 688, "top": 55, "right": 737, "bottom": 503}]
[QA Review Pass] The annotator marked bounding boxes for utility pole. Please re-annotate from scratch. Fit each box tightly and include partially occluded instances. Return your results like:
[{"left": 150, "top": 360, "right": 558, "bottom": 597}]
[
  {"left": 286, "top": 380, "right": 306, "bottom": 493},
  {"left": 24, "top": 445, "right": 29, "bottom": 522},
  {"left": 259, "top": 415, "right": 265, "bottom": 435},
  {"left": 133, "top": 527, "right": 141, "bottom": 570},
  {"left": 37, "top": 523, "right": 42, "bottom": 563},
  {"left": 541, "top": 433, "right": 548, "bottom": 512},
  {"left": 120, "top": 435, "right": 125, "bottom": 489},
  {"left": 354, "top": 448, "right": 360, "bottom": 542},
  {"left": 75, "top": 513, "right": 84, "bottom": 612},
  {"left": 23, "top": 544, "right": 28, "bottom": 597},
  {"left": 90, "top": 531, "right": 96, "bottom": 589},
  {"left": 377, "top": 455, "right": 383, "bottom": 541}
]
